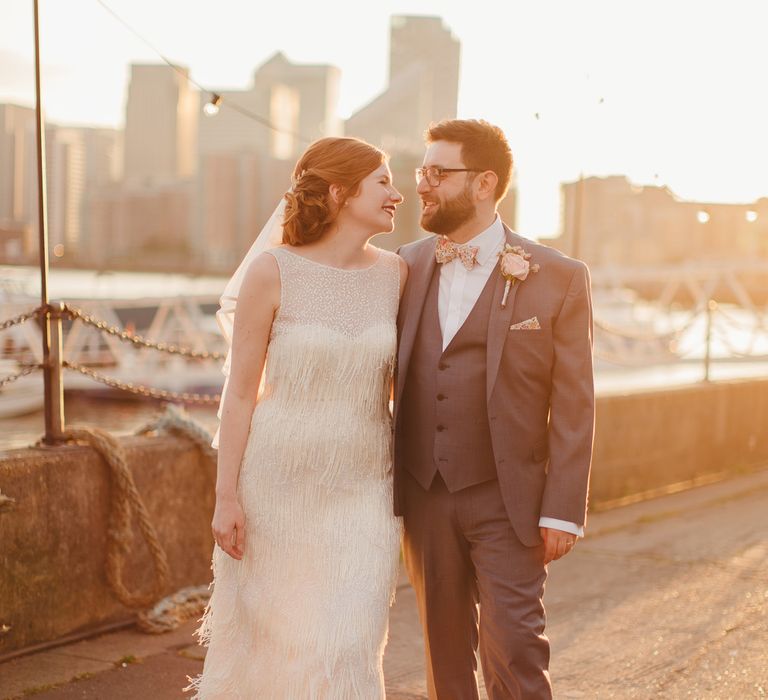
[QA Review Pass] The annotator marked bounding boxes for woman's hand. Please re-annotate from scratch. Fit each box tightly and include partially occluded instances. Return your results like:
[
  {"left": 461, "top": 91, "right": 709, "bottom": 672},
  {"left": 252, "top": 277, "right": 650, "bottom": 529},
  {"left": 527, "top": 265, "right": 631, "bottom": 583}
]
[{"left": 212, "top": 494, "right": 245, "bottom": 560}]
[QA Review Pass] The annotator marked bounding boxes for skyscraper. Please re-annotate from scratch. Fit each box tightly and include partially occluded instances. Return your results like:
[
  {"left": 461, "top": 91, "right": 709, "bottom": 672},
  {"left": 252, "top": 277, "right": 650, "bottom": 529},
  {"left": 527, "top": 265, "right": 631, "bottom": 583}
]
[
  {"left": 346, "top": 16, "right": 461, "bottom": 155},
  {"left": 0, "top": 104, "right": 36, "bottom": 230},
  {"left": 45, "top": 126, "right": 86, "bottom": 258},
  {"left": 0, "top": 104, "right": 36, "bottom": 263},
  {"left": 195, "top": 52, "right": 340, "bottom": 269},
  {"left": 252, "top": 52, "right": 342, "bottom": 154},
  {"left": 77, "top": 127, "right": 122, "bottom": 259},
  {"left": 197, "top": 52, "right": 340, "bottom": 163},
  {"left": 389, "top": 15, "right": 460, "bottom": 129},
  {"left": 124, "top": 64, "right": 198, "bottom": 184},
  {"left": 0, "top": 104, "right": 123, "bottom": 265},
  {"left": 346, "top": 16, "right": 462, "bottom": 248}
]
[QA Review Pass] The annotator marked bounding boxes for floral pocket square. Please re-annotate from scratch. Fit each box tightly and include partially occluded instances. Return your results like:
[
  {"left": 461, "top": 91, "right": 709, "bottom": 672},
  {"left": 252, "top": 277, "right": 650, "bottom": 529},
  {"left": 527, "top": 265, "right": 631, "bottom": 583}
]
[{"left": 510, "top": 316, "right": 541, "bottom": 331}]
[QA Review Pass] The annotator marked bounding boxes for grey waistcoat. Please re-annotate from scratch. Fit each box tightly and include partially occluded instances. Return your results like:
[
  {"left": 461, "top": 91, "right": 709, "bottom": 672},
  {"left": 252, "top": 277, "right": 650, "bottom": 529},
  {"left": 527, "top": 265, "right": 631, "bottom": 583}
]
[{"left": 399, "top": 263, "right": 498, "bottom": 492}]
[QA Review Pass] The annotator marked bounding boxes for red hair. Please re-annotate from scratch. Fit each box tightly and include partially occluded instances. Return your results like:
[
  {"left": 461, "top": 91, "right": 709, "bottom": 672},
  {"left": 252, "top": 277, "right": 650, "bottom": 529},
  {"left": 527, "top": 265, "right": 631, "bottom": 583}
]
[{"left": 282, "top": 137, "right": 386, "bottom": 245}]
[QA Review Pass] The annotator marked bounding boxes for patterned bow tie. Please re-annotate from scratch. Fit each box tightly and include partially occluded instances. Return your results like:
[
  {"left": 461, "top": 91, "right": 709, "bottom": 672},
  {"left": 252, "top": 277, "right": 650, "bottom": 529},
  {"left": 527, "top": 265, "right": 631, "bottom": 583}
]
[{"left": 434, "top": 237, "right": 479, "bottom": 270}]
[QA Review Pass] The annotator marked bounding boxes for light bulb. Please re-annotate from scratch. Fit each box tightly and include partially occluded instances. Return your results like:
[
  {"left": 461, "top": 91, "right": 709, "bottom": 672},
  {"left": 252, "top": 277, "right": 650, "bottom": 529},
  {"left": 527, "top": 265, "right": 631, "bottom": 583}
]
[{"left": 204, "top": 94, "right": 222, "bottom": 116}]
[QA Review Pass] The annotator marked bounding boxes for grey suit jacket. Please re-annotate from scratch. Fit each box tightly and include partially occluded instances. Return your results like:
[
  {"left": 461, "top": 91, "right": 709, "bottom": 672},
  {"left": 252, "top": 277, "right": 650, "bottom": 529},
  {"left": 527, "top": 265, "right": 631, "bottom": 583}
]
[{"left": 394, "top": 225, "right": 595, "bottom": 546}]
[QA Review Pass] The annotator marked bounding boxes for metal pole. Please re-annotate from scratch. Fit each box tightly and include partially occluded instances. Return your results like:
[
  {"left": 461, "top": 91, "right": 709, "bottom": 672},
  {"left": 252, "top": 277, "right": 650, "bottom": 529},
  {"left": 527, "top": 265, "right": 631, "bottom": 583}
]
[
  {"left": 33, "top": 0, "right": 65, "bottom": 444},
  {"left": 48, "top": 301, "right": 66, "bottom": 437}
]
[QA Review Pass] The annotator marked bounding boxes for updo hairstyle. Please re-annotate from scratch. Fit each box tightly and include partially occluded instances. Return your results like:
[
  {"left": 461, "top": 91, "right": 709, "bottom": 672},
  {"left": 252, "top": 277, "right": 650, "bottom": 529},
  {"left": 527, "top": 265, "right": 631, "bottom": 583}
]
[{"left": 282, "top": 137, "right": 386, "bottom": 246}]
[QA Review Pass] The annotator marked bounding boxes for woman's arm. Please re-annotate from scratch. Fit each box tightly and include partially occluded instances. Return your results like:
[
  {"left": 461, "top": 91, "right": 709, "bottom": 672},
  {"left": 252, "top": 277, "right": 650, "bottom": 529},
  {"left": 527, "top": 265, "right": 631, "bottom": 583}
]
[{"left": 211, "top": 252, "right": 281, "bottom": 560}]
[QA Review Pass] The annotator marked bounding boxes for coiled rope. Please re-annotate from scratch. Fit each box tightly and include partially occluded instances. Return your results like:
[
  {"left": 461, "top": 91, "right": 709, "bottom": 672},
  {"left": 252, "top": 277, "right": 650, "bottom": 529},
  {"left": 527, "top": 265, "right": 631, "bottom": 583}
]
[{"left": 52, "top": 404, "right": 217, "bottom": 632}]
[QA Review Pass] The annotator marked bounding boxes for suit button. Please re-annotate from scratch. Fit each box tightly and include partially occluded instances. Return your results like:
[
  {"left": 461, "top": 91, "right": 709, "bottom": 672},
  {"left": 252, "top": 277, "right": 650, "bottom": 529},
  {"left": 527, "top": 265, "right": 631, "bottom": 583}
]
[
  {"left": 437, "top": 394, "right": 446, "bottom": 401},
  {"left": 438, "top": 362, "right": 449, "bottom": 370},
  {"left": 436, "top": 425, "right": 445, "bottom": 432}
]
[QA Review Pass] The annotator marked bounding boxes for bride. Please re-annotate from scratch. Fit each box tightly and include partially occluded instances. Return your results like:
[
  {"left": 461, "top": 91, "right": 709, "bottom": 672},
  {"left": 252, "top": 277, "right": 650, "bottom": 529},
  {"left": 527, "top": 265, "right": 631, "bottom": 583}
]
[{"left": 187, "top": 136, "right": 407, "bottom": 698}]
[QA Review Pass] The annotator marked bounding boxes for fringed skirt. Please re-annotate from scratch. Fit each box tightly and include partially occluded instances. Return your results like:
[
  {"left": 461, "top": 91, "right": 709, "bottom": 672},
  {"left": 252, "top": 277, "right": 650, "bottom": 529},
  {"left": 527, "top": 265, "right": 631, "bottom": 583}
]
[{"left": 187, "top": 399, "right": 402, "bottom": 699}]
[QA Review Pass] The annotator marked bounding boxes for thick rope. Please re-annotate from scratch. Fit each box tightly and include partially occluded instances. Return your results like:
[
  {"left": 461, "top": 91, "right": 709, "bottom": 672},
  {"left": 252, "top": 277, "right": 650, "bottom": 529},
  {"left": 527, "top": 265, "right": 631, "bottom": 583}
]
[
  {"left": 48, "top": 405, "right": 216, "bottom": 629},
  {"left": 134, "top": 403, "right": 218, "bottom": 466},
  {"left": 136, "top": 584, "right": 211, "bottom": 634},
  {"left": 61, "top": 427, "right": 171, "bottom": 609},
  {"left": 133, "top": 404, "right": 217, "bottom": 633}
]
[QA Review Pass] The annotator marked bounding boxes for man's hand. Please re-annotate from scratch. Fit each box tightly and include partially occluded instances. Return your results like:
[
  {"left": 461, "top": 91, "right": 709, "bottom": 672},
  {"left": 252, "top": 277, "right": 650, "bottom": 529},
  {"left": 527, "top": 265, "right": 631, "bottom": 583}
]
[{"left": 540, "top": 527, "right": 577, "bottom": 565}]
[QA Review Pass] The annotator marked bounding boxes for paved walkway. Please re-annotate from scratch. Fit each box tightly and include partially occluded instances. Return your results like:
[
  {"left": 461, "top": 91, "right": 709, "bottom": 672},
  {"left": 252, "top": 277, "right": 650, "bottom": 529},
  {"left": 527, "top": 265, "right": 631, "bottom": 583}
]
[{"left": 2, "top": 468, "right": 767, "bottom": 699}]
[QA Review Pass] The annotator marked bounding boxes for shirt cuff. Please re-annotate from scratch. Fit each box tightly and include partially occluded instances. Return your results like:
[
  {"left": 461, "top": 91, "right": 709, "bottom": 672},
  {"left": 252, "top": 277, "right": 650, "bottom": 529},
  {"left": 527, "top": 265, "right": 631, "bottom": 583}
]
[{"left": 538, "top": 517, "right": 584, "bottom": 538}]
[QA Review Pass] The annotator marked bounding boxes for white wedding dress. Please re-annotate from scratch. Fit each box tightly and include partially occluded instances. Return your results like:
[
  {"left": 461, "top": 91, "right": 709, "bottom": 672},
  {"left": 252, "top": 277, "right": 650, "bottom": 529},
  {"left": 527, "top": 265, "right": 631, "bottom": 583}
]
[{"left": 188, "top": 246, "right": 402, "bottom": 699}]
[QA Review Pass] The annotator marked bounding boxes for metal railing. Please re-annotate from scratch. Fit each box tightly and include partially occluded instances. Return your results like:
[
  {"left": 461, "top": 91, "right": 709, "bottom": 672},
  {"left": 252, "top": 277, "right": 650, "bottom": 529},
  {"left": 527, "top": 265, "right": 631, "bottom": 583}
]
[
  {"left": 2, "top": 296, "right": 768, "bottom": 445},
  {"left": 0, "top": 302, "right": 223, "bottom": 444}
]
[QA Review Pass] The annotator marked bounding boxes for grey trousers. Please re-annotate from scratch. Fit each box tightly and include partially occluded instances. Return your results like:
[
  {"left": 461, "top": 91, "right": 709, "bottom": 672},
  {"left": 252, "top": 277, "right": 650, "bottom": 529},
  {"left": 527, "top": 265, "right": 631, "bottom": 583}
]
[{"left": 402, "top": 471, "right": 552, "bottom": 700}]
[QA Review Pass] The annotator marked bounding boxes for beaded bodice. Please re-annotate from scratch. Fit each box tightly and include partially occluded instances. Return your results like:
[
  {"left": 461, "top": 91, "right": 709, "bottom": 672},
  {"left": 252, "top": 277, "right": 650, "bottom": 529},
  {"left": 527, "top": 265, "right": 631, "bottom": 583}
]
[
  {"left": 269, "top": 247, "right": 400, "bottom": 340},
  {"left": 256, "top": 246, "right": 400, "bottom": 429}
]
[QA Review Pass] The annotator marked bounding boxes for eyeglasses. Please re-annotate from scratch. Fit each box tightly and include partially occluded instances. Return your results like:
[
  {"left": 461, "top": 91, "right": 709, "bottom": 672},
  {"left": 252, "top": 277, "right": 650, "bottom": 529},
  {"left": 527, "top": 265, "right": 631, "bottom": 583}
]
[{"left": 414, "top": 166, "right": 486, "bottom": 187}]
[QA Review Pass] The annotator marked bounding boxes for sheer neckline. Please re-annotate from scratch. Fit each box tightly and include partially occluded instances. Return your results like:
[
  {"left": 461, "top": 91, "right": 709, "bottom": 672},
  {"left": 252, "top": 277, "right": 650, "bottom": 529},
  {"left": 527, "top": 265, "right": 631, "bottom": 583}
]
[{"left": 276, "top": 246, "right": 383, "bottom": 272}]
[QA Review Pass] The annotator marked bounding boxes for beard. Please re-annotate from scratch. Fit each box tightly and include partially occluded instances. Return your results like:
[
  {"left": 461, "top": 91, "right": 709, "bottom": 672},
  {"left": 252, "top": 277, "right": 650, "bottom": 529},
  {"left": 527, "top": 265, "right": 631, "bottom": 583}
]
[{"left": 420, "top": 184, "right": 476, "bottom": 235}]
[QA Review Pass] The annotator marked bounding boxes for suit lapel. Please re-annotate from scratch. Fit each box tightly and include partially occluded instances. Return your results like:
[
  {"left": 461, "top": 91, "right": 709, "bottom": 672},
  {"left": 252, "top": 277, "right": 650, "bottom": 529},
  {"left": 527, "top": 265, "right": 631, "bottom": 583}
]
[
  {"left": 486, "top": 225, "right": 522, "bottom": 403},
  {"left": 396, "top": 237, "right": 438, "bottom": 411}
]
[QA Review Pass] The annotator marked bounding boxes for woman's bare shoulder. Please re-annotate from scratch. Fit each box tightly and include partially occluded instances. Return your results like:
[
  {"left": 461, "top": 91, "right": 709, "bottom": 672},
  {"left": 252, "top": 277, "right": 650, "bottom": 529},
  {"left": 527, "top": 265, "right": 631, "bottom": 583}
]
[{"left": 239, "top": 252, "right": 281, "bottom": 306}]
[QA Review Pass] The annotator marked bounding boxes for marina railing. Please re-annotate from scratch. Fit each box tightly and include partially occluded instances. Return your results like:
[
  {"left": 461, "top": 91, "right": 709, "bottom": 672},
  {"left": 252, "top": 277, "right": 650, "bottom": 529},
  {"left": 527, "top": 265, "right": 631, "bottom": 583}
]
[
  {"left": 2, "top": 298, "right": 768, "bottom": 446},
  {"left": 0, "top": 301, "right": 225, "bottom": 445}
]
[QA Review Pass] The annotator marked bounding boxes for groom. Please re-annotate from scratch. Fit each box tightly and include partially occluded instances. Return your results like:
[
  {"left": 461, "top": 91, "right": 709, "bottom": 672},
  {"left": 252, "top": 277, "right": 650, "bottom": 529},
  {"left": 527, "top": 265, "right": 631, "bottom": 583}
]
[{"left": 394, "top": 119, "right": 594, "bottom": 699}]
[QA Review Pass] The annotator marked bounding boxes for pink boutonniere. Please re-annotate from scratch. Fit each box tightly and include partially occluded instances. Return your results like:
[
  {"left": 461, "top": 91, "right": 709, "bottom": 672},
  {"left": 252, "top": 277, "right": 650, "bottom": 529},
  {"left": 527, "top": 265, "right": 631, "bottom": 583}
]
[{"left": 498, "top": 244, "right": 540, "bottom": 308}]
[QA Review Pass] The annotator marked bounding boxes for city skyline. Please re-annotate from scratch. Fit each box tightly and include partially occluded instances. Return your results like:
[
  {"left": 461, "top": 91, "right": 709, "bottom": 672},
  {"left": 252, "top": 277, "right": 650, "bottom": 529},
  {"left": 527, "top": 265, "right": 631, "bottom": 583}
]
[
  {"left": 2, "top": 1, "right": 767, "bottom": 237},
  {"left": 1, "top": 17, "right": 467, "bottom": 271}
]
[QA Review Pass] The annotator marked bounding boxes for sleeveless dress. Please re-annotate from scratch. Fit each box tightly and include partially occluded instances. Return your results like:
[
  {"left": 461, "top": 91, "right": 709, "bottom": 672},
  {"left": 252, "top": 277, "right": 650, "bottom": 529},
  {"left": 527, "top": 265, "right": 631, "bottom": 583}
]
[{"left": 188, "top": 246, "right": 403, "bottom": 699}]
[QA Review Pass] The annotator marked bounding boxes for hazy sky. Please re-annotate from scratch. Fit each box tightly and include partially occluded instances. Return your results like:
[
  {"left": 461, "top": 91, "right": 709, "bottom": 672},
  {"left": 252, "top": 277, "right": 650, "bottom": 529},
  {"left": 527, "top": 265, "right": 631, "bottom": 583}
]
[{"left": 2, "top": 0, "right": 767, "bottom": 236}]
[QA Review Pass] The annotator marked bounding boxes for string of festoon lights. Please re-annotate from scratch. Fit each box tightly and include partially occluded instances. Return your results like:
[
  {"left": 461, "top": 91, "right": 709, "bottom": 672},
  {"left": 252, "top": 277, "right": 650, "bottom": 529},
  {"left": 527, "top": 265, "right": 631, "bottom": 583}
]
[{"left": 95, "top": 0, "right": 313, "bottom": 144}]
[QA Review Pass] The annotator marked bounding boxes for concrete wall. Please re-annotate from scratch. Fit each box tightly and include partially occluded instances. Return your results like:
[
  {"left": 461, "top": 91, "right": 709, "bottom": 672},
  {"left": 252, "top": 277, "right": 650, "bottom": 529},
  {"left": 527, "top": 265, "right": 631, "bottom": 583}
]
[
  {"left": 1, "top": 378, "right": 768, "bottom": 656},
  {"left": 0, "top": 436, "right": 216, "bottom": 657},
  {"left": 591, "top": 378, "right": 768, "bottom": 507}
]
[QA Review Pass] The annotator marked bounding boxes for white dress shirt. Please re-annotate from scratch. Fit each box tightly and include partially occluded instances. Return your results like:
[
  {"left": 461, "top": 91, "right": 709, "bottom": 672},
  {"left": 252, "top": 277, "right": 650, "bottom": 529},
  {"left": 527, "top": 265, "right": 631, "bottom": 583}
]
[{"left": 437, "top": 216, "right": 584, "bottom": 538}]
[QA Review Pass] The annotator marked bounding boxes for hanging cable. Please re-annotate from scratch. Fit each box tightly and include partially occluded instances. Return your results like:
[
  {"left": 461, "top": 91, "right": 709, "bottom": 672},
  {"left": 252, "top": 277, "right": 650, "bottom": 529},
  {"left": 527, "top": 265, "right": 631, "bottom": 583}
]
[{"left": 94, "top": 0, "right": 313, "bottom": 144}]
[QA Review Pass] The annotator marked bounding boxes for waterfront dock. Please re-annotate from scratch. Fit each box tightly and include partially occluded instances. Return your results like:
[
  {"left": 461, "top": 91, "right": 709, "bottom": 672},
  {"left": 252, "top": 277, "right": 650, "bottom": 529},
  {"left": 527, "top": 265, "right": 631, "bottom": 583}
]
[
  {"left": 2, "top": 467, "right": 766, "bottom": 699},
  {"left": 3, "top": 281, "right": 768, "bottom": 699}
]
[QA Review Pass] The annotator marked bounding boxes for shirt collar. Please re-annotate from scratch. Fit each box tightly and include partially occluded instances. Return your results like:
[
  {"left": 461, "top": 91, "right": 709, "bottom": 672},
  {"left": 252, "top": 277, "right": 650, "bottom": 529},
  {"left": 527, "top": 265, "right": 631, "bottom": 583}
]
[{"left": 463, "top": 215, "right": 505, "bottom": 267}]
